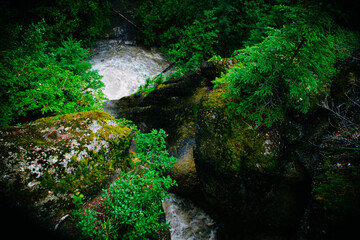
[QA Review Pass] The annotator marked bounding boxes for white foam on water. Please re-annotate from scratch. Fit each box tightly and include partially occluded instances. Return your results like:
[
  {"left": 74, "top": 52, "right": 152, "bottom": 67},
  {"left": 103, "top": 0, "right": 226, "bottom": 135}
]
[
  {"left": 163, "top": 193, "right": 217, "bottom": 240},
  {"left": 90, "top": 40, "right": 173, "bottom": 100}
]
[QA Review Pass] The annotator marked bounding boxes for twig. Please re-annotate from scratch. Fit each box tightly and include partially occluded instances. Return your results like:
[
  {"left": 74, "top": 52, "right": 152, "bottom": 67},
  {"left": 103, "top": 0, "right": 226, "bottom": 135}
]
[{"left": 54, "top": 214, "right": 70, "bottom": 231}]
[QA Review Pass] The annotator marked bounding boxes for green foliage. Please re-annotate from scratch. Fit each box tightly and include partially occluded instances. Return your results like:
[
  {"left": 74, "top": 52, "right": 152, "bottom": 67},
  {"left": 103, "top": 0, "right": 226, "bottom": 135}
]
[
  {"left": 162, "top": 10, "right": 219, "bottom": 72},
  {"left": 74, "top": 207, "right": 116, "bottom": 240},
  {"left": 116, "top": 118, "right": 140, "bottom": 135},
  {"left": 137, "top": 73, "right": 166, "bottom": 95},
  {"left": 73, "top": 192, "right": 85, "bottom": 208},
  {"left": 216, "top": 5, "right": 352, "bottom": 126},
  {"left": 102, "top": 171, "right": 174, "bottom": 239},
  {"left": 135, "top": 129, "right": 178, "bottom": 174},
  {"left": 73, "top": 129, "right": 177, "bottom": 239},
  {"left": 0, "top": 1, "right": 110, "bottom": 127},
  {"left": 134, "top": 0, "right": 244, "bottom": 72},
  {"left": 0, "top": 21, "right": 106, "bottom": 126},
  {"left": 46, "top": 0, "right": 111, "bottom": 44},
  {"left": 133, "top": 0, "right": 181, "bottom": 46},
  {"left": 1, "top": 0, "right": 111, "bottom": 45},
  {"left": 133, "top": 0, "right": 359, "bottom": 120}
]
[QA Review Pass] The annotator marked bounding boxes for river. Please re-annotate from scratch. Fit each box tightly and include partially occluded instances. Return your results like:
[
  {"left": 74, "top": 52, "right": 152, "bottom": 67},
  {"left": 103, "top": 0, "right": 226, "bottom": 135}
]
[
  {"left": 91, "top": 39, "right": 173, "bottom": 100},
  {"left": 91, "top": 39, "right": 217, "bottom": 239},
  {"left": 163, "top": 193, "right": 217, "bottom": 240}
]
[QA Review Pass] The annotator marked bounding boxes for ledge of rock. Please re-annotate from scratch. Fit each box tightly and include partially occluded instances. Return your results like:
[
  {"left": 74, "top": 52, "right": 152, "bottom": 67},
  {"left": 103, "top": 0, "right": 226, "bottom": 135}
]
[{"left": 0, "top": 111, "right": 132, "bottom": 223}]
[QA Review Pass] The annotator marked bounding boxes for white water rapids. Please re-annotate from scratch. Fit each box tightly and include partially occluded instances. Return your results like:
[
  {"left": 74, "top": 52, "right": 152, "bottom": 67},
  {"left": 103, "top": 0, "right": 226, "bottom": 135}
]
[
  {"left": 91, "top": 39, "right": 217, "bottom": 239},
  {"left": 163, "top": 194, "right": 217, "bottom": 240},
  {"left": 91, "top": 39, "right": 173, "bottom": 100}
]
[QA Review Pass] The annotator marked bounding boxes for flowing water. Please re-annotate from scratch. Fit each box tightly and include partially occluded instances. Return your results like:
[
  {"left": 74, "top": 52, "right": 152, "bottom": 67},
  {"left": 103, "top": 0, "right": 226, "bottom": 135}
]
[
  {"left": 91, "top": 39, "right": 173, "bottom": 100},
  {"left": 91, "top": 39, "right": 217, "bottom": 239},
  {"left": 163, "top": 194, "right": 217, "bottom": 240}
]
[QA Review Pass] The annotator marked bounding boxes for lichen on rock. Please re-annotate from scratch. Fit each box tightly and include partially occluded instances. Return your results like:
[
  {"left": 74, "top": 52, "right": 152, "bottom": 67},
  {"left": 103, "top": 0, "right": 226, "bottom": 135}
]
[{"left": 0, "top": 110, "right": 132, "bottom": 221}]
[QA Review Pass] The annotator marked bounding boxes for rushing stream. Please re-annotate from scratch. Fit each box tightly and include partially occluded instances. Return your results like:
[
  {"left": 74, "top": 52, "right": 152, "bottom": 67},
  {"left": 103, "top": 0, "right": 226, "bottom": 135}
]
[
  {"left": 91, "top": 39, "right": 173, "bottom": 100},
  {"left": 163, "top": 194, "right": 217, "bottom": 240},
  {"left": 91, "top": 39, "right": 217, "bottom": 239}
]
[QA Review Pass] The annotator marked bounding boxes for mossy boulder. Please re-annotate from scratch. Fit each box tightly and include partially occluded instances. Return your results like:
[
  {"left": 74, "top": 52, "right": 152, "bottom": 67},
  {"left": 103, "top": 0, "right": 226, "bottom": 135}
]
[
  {"left": 0, "top": 111, "right": 132, "bottom": 222},
  {"left": 194, "top": 86, "right": 310, "bottom": 238}
]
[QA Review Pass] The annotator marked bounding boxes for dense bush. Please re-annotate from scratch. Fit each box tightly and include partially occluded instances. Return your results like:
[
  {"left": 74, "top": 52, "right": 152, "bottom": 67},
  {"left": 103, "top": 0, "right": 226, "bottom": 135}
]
[
  {"left": 214, "top": 4, "right": 357, "bottom": 126},
  {"left": 133, "top": 0, "right": 251, "bottom": 71},
  {"left": 73, "top": 129, "right": 177, "bottom": 239},
  {"left": 0, "top": 21, "right": 106, "bottom": 126},
  {"left": 133, "top": 0, "right": 360, "bottom": 126},
  {"left": 162, "top": 10, "right": 219, "bottom": 72},
  {"left": 0, "top": 0, "right": 111, "bottom": 45}
]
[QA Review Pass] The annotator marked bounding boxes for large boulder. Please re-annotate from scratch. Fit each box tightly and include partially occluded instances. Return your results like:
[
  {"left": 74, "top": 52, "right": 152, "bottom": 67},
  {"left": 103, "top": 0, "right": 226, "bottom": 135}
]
[
  {"left": 0, "top": 111, "right": 132, "bottom": 223},
  {"left": 194, "top": 87, "right": 310, "bottom": 239}
]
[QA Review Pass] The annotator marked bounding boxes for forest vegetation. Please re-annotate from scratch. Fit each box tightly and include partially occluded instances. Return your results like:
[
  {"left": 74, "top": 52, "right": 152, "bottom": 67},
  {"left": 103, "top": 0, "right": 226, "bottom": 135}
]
[
  {"left": 0, "top": 0, "right": 359, "bottom": 127},
  {"left": 0, "top": 0, "right": 359, "bottom": 239}
]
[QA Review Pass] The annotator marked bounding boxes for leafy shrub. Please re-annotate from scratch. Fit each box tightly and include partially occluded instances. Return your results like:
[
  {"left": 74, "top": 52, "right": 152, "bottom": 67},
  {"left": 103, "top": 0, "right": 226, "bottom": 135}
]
[
  {"left": 73, "top": 129, "right": 177, "bottom": 240},
  {"left": 133, "top": 0, "right": 181, "bottom": 46},
  {"left": 0, "top": 21, "right": 105, "bottom": 126},
  {"left": 135, "top": 129, "right": 178, "bottom": 173}
]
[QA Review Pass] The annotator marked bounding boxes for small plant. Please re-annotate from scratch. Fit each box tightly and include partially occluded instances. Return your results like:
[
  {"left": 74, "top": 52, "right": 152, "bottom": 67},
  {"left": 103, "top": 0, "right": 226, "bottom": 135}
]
[
  {"left": 135, "top": 129, "right": 177, "bottom": 174},
  {"left": 73, "top": 128, "right": 177, "bottom": 239},
  {"left": 137, "top": 73, "right": 166, "bottom": 95},
  {"left": 72, "top": 192, "right": 84, "bottom": 208},
  {"left": 115, "top": 118, "right": 139, "bottom": 135}
]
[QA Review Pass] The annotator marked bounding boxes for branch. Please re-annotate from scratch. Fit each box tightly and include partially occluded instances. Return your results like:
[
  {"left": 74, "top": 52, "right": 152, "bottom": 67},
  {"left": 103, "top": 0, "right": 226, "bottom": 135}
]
[
  {"left": 161, "top": 62, "right": 176, "bottom": 74},
  {"left": 290, "top": 36, "right": 306, "bottom": 64},
  {"left": 111, "top": 8, "right": 140, "bottom": 30},
  {"left": 320, "top": 94, "right": 357, "bottom": 126}
]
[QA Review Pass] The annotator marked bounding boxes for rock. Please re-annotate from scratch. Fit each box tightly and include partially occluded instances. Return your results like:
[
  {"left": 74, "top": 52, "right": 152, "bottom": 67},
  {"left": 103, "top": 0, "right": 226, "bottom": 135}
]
[
  {"left": 0, "top": 111, "right": 132, "bottom": 223},
  {"left": 169, "top": 135, "right": 201, "bottom": 196},
  {"left": 194, "top": 86, "right": 310, "bottom": 238}
]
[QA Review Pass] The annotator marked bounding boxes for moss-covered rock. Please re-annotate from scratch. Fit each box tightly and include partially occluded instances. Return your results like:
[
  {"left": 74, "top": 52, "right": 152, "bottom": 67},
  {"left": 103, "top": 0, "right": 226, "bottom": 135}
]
[
  {"left": 194, "top": 86, "right": 310, "bottom": 238},
  {"left": 0, "top": 110, "right": 132, "bottom": 221}
]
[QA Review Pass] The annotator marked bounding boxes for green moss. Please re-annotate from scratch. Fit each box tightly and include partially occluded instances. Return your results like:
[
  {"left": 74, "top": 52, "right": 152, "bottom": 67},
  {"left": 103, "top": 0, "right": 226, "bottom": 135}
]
[
  {"left": 156, "top": 82, "right": 174, "bottom": 90},
  {"left": 0, "top": 110, "right": 133, "bottom": 218},
  {"left": 202, "top": 87, "right": 227, "bottom": 110},
  {"left": 211, "top": 58, "right": 238, "bottom": 76},
  {"left": 200, "top": 87, "right": 279, "bottom": 174}
]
